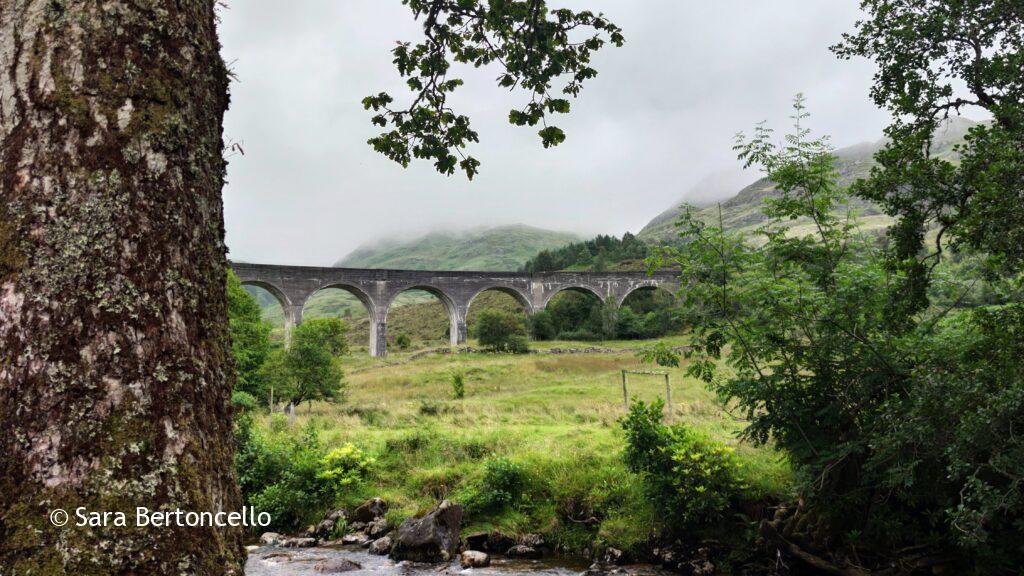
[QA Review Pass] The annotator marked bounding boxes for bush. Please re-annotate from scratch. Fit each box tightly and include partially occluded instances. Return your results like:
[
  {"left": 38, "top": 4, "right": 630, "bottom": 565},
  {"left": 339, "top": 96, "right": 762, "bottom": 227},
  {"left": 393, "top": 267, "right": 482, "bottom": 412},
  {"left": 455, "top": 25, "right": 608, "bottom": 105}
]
[
  {"left": 621, "top": 399, "right": 743, "bottom": 528},
  {"left": 318, "top": 444, "right": 375, "bottom": 499},
  {"left": 269, "top": 413, "right": 289, "bottom": 433},
  {"left": 557, "top": 328, "right": 600, "bottom": 341},
  {"left": 395, "top": 333, "right": 411, "bottom": 349},
  {"left": 476, "top": 310, "right": 530, "bottom": 353},
  {"left": 462, "top": 457, "right": 528, "bottom": 514},
  {"left": 231, "top": 390, "right": 259, "bottom": 413},
  {"left": 528, "top": 310, "right": 558, "bottom": 340},
  {"left": 234, "top": 417, "right": 372, "bottom": 532},
  {"left": 451, "top": 372, "right": 465, "bottom": 399}
]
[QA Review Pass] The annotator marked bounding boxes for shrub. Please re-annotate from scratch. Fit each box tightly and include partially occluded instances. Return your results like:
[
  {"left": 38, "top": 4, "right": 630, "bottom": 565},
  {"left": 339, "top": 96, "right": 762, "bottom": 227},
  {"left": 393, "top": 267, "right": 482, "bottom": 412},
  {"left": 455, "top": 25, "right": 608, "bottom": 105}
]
[
  {"left": 269, "top": 412, "right": 289, "bottom": 433},
  {"left": 476, "top": 310, "right": 530, "bottom": 353},
  {"left": 451, "top": 372, "right": 465, "bottom": 399},
  {"left": 234, "top": 418, "right": 371, "bottom": 532},
  {"left": 557, "top": 328, "right": 600, "bottom": 341},
  {"left": 231, "top": 390, "right": 259, "bottom": 413},
  {"left": 395, "top": 333, "right": 411, "bottom": 349},
  {"left": 528, "top": 310, "right": 558, "bottom": 340},
  {"left": 621, "top": 399, "right": 743, "bottom": 528},
  {"left": 462, "top": 457, "right": 528, "bottom": 514},
  {"left": 418, "top": 400, "right": 442, "bottom": 416},
  {"left": 318, "top": 444, "right": 375, "bottom": 499}
]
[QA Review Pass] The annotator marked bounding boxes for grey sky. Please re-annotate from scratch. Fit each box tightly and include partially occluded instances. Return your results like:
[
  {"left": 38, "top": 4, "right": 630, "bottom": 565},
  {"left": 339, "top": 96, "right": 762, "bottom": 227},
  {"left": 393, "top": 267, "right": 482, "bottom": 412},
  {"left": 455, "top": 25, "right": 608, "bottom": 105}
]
[{"left": 218, "top": 0, "right": 891, "bottom": 266}]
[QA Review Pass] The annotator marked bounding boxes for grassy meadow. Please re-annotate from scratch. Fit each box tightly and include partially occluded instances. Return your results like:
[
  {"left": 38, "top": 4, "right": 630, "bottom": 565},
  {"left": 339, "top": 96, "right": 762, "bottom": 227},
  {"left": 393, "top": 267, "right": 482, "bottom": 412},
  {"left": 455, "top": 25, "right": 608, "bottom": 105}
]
[{"left": 253, "top": 336, "right": 793, "bottom": 552}]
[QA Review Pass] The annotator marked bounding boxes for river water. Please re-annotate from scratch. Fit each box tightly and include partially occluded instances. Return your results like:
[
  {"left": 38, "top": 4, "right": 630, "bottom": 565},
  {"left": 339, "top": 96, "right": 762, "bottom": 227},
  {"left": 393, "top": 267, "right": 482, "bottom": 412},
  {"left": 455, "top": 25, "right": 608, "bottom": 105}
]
[{"left": 245, "top": 544, "right": 669, "bottom": 576}]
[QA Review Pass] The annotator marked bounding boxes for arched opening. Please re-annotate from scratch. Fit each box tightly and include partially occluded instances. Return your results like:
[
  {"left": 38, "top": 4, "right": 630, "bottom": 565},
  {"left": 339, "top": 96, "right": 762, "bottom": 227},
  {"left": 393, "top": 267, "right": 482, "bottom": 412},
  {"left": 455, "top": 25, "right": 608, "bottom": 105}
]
[
  {"left": 385, "top": 287, "right": 457, "bottom": 351},
  {"left": 534, "top": 287, "right": 608, "bottom": 342},
  {"left": 617, "top": 286, "right": 681, "bottom": 340},
  {"left": 241, "top": 281, "right": 289, "bottom": 343},
  {"left": 302, "top": 285, "right": 375, "bottom": 354},
  {"left": 466, "top": 287, "right": 532, "bottom": 345}
]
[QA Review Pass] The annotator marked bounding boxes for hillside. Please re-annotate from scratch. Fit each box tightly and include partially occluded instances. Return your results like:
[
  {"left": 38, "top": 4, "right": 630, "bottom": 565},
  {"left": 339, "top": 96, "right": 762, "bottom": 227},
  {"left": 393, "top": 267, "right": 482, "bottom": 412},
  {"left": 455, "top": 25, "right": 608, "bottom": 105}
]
[
  {"left": 637, "top": 117, "right": 977, "bottom": 243},
  {"left": 334, "top": 224, "right": 581, "bottom": 271}
]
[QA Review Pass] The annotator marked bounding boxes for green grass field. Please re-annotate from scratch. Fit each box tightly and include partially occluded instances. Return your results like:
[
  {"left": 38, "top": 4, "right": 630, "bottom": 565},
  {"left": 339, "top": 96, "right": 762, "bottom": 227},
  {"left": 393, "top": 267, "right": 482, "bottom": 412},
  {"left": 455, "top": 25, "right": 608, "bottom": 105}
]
[{"left": 254, "top": 335, "right": 793, "bottom": 551}]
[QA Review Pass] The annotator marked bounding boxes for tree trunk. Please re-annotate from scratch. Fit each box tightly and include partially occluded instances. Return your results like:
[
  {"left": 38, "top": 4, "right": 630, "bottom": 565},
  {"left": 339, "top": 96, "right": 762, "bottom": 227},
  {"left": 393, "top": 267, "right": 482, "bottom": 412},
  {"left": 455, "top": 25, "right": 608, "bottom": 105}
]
[{"left": 0, "top": 0, "right": 244, "bottom": 573}]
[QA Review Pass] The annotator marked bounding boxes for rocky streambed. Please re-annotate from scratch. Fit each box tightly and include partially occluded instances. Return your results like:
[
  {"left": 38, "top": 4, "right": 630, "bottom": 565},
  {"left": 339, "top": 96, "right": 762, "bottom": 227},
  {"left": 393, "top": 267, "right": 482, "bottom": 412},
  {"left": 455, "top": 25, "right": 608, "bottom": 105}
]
[
  {"left": 244, "top": 543, "right": 678, "bottom": 576},
  {"left": 245, "top": 498, "right": 712, "bottom": 576}
]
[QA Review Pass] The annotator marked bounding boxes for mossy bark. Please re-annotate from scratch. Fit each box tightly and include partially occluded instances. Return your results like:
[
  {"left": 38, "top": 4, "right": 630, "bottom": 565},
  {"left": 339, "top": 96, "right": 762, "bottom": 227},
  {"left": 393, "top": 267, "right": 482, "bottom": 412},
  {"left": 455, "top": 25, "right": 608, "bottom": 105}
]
[{"left": 0, "top": 0, "right": 244, "bottom": 573}]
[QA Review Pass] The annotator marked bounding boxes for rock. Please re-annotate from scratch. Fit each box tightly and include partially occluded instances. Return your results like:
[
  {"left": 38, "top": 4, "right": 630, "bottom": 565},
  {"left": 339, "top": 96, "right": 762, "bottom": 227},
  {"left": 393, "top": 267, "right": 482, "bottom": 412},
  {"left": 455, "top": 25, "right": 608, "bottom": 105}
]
[
  {"left": 349, "top": 521, "right": 368, "bottom": 532},
  {"left": 282, "top": 537, "right": 318, "bottom": 548},
  {"left": 486, "top": 531, "right": 516, "bottom": 554},
  {"left": 314, "top": 558, "right": 362, "bottom": 573},
  {"left": 368, "top": 535, "right": 393, "bottom": 555},
  {"left": 327, "top": 509, "right": 347, "bottom": 523},
  {"left": 460, "top": 550, "right": 490, "bottom": 568},
  {"left": 352, "top": 497, "right": 388, "bottom": 523},
  {"left": 464, "top": 532, "right": 489, "bottom": 552},
  {"left": 261, "top": 552, "right": 294, "bottom": 561},
  {"left": 658, "top": 548, "right": 680, "bottom": 570},
  {"left": 603, "top": 547, "right": 626, "bottom": 565},
  {"left": 389, "top": 500, "right": 464, "bottom": 563},
  {"left": 341, "top": 532, "right": 371, "bottom": 546},
  {"left": 367, "top": 516, "right": 389, "bottom": 537},
  {"left": 689, "top": 559, "right": 715, "bottom": 576},
  {"left": 519, "top": 533, "right": 545, "bottom": 549},
  {"left": 313, "top": 518, "right": 339, "bottom": 539},
  {"left": 505, "top": 545, "right": 541, "bottom": 559},
  {"left": 259, "top": 532, "right": 284, "bottom": 546}
]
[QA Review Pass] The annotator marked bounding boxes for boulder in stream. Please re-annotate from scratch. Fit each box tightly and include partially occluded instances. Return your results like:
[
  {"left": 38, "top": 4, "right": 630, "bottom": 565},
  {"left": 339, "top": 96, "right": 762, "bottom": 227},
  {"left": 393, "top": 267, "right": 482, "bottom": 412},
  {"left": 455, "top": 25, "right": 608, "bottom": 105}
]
[
  {"left": 368, "top": 535, "right": 393, "bottom": 555},
  {"left": 281, "top": 537, "right": 318, "bottom": 548},
  {"left": 389, "top": 500, "right": 463, "bottom": 562},
  {"left": 460, "top": 550, "right": 490, "bottom": 568},
  {"left": 505, "top": 544, "right": 541, "bottom": 559},
  {"left": 367, "top": 516, "right": 389, "bottom": 537},
  {"left": 259, "top": 532, "right": 284, "bottom": 546},
  {"left": 352, "top": 497, "right": 388, "bottom": 523},
  {"left": 341, "top": 532, "right": 371, "bottom": 546},
  {"left": 314, "top": 557, "right": 362, "bottom": 573}
]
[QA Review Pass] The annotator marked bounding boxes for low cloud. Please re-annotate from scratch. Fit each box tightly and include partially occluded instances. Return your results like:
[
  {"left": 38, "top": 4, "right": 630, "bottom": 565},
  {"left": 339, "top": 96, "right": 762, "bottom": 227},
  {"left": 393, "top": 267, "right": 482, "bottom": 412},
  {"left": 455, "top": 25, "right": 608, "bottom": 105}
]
[{"left": 219, "top": 0, "right": 891, "bottom": 266}]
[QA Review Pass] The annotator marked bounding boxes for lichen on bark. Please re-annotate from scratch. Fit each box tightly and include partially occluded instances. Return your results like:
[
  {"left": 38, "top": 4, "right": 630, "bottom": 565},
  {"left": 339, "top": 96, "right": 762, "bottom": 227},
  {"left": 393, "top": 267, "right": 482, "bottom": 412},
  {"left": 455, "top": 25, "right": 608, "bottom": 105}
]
[{"left": 1, "top": 0, "right": 244, "bottom": 573}]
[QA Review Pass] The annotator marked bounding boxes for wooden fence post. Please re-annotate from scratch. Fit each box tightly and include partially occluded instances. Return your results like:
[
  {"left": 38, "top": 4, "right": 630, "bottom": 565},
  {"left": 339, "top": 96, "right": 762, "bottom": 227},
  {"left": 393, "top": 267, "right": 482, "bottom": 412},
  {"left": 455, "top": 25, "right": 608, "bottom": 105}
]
[
  {"left": 664, "top": 373, "right": 672, "bottom": 422},
  {"left": 622, "top": 370, "right": 629, "bottom": 411}
]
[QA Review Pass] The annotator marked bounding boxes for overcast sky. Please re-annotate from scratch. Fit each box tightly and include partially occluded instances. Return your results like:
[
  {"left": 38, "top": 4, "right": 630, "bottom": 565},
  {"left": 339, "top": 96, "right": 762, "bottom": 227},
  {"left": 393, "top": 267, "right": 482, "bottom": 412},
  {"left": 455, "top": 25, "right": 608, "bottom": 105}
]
[{"left": 218, "top": 0, "right": 892, "bottom": 266}]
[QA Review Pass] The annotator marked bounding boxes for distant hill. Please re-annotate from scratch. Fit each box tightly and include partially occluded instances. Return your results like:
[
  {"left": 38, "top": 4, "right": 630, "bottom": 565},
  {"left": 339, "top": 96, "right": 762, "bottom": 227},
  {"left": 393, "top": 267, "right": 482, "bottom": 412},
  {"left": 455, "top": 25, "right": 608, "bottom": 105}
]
[
  {"left": 335, "top": 225, "right": 581, "bottom": 271},
  {"left": 637, "top": 117, "right": 978, "bottom": 243}
]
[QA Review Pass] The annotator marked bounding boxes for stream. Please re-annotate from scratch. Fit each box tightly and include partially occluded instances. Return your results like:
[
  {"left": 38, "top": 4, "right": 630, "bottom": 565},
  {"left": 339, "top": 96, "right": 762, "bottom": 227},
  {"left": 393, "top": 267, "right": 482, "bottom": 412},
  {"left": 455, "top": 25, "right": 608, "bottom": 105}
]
[{"left": 245, "top": 544, "right": 672, "bottom": 576}]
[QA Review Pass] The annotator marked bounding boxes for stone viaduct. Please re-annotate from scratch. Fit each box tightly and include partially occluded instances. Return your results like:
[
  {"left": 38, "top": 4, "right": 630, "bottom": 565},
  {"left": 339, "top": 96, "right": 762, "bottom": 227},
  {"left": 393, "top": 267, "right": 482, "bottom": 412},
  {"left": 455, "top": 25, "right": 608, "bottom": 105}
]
[{"left": 231, "top": 262, "right": 681, "bottom": 357}]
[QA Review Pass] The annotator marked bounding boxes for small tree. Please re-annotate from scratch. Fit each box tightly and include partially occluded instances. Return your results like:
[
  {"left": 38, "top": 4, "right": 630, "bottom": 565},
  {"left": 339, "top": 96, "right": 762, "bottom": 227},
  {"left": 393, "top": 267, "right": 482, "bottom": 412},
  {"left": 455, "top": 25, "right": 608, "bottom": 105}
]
[
  {"left": 227, "top": 271, "right": 272, "bottom": 399},
  {"left": 451, "top": 372, "right": 466, "bottom": 399},
  {"left": 476, "top": 310, "right": 530, "bottom": 353},
  {"left": 285, "top": 318, "right": 348, "bottom": 409}
]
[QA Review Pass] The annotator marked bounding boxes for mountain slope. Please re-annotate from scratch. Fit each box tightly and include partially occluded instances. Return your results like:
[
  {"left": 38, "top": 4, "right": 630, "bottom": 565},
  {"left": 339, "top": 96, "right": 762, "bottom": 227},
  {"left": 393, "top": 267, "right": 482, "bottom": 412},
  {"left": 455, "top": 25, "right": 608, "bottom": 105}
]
[
  {"left": 637, "top": 117, "right": 978, "bottom": 243},
  {"left": 335, "top": 225, "right": 581, "bottom": 271}
]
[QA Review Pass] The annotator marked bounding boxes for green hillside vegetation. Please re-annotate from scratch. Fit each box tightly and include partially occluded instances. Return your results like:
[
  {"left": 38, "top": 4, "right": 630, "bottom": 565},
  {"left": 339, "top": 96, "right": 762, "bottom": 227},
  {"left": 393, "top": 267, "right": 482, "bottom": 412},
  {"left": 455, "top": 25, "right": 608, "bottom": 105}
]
[
  {"left": 334, "top": 224, "right": 581, "bottom": 270},
  {"left": 241, "top": 338, "right": 794, "bottom": 557},
  {"left": 636, "top": 117, "right": 978, "bottom": 244},
  {"left": 521, "top": 233, "right": 651, "bottom": 273}
]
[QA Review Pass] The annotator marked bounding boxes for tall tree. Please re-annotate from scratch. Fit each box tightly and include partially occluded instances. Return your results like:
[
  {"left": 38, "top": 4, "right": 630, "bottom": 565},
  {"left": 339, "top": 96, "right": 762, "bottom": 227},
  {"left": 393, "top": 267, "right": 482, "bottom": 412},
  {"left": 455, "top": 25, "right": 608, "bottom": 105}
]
[
  {"left": 833, "top": 0, "right": 1024, "bottom": 290},
  {"left": 0, "top": 0, "right": 242, "bottom": 572}
]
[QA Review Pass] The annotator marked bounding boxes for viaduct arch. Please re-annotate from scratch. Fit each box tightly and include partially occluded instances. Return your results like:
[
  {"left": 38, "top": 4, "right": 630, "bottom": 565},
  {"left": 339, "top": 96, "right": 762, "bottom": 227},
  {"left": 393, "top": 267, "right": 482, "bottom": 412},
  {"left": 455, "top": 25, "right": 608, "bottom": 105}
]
[{"left": 231, "top": 262, "right": 680, "bottom": 357}]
